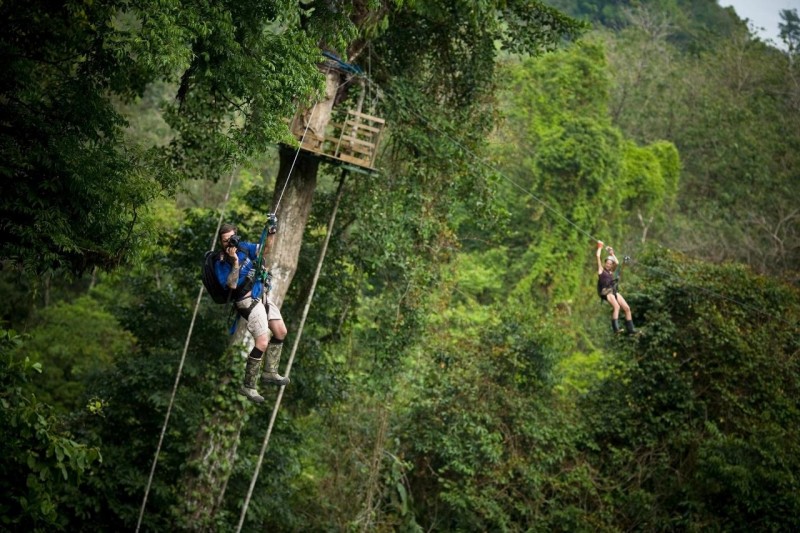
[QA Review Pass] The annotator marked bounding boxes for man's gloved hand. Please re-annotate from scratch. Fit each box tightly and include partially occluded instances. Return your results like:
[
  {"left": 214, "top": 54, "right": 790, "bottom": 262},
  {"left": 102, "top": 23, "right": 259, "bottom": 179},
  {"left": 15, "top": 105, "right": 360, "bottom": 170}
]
[{"left": 268, "top": 213, "right": 278, "bottom": 234}]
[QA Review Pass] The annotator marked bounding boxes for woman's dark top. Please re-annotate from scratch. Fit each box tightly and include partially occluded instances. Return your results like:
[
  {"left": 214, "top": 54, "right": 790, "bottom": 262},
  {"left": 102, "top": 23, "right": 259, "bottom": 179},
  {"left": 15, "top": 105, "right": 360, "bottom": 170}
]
[{"left": 597, "top": 269, "right": 616, "bottom": 300}]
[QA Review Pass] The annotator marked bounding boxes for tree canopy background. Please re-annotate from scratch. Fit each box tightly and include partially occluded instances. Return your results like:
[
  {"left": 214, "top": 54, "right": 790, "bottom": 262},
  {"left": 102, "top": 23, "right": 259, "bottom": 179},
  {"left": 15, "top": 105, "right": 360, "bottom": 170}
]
[{"left": 1, "top": 0, "right": 798, "bottom": 531}]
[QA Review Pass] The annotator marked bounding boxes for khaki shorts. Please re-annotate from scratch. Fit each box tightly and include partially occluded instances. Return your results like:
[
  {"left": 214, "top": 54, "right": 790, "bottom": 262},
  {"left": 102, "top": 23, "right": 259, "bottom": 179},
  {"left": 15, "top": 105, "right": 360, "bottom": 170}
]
[{"left": 235, "top": 295, "right": 283, "bottom": 339}]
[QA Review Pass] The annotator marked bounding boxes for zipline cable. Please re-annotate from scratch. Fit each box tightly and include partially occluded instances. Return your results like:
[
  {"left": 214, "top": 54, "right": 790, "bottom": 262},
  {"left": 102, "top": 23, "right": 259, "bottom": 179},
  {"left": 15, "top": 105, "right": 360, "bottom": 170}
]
[
  {"left": 136, "top": 165, "right": 239, "bottom": 533},
  {"left": 372, "top": 78, "right": 600, "bottom": 244},
  {"left": 235, "top": 169, "right": 349, "bottom": 533},
  {"left": 272, "top": 99, "right": 319, "bottom": 214},
  {"left": 364, "top": 73, "right": 799, "bottom": 328},
  {"left": 254, "top": 66, "right": 348, "bottom": 291},
  {"left": 136, "top": 89, "right": 324, "bottom": 524},
  {"left": 256, "top": 65, "right": 359, "bottom": 308},
  {"left": 272, "top": 63, "right": 358, "bottom": 213},
  {"left": 232, "top": 68, "right": 363, "bottom": 529}
]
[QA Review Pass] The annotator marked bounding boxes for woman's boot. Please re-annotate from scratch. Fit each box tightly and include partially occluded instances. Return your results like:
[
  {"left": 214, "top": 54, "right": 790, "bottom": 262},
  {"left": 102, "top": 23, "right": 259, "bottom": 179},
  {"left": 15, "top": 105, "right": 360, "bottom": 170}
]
[
  {"left": 625, "top": 320, "right": 638, "bottom": 336},
  {"left": 611, "top": 319, "right": 621, "bottom": 334}
]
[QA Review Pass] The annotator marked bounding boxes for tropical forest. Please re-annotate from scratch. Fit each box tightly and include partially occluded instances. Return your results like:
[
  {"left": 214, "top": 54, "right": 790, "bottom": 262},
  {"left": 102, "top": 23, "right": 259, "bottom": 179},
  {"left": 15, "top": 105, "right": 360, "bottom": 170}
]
[{"left": 1, "top": 0, "right": 799, "bottom": 531}]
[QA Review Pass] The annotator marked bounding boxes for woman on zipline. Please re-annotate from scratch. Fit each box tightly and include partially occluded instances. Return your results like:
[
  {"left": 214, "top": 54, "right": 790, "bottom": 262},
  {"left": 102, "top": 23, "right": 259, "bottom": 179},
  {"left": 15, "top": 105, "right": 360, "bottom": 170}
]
[{"left": 596, "top": 241, "right": 637, "bottom": 335}]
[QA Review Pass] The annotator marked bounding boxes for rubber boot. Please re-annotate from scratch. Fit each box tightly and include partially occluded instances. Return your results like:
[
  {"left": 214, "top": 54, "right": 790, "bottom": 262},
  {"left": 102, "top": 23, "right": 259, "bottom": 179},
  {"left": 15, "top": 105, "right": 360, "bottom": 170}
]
[
  {"left": 261, "top": 343, "right": 290, "bottom": 386},
  {"left": 611, "top": 319, "right": 621, "bottom": 334},
  {"left": 239, "top": 356, "right": 265, "bottom": 403},
  {"left": 625, "top": 320, "right": 638, "bottom": 336}
]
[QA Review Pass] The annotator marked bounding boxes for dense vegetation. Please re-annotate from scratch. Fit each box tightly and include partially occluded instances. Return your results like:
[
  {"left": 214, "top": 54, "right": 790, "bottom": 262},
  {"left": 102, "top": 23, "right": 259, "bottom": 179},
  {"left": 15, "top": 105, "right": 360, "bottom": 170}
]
[{"left": 1, "top": 0, "right": 798, "bottom": 531}]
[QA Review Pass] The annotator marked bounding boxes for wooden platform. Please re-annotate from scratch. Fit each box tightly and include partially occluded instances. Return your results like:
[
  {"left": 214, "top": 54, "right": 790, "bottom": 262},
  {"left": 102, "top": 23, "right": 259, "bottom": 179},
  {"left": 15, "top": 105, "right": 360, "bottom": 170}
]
[{"left": 289, "top": 109, "right": 385, "bottom": 171}]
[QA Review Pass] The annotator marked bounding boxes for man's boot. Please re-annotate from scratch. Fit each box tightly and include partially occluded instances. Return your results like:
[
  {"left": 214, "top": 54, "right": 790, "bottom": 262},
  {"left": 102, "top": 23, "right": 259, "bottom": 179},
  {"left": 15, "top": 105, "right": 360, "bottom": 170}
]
[
  {"left": 261, "top": 342, "right": 290, "bottom": 386},
  {"left": 611, "top": 319, "right": 621, "bottom": 334},
  {"left": 239, "top": 356, "right": 265, "bottom": 403},
  {"left": 625, "top": 319, "right": 638, "bottom": 336}
]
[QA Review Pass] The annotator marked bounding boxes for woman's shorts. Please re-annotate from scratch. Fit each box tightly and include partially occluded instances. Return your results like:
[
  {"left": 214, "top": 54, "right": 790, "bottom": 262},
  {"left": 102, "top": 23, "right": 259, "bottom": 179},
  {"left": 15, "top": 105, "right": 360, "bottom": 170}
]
[{"left": 598, "top": 287, "right": 616, "bottom": 302}]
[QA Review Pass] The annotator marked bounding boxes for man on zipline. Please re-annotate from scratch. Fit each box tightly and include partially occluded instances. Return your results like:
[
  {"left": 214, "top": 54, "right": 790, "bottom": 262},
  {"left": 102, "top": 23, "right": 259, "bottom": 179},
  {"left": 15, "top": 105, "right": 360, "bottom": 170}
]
[
  {"left": 216, "top": 221, "right": 290, "bottom": 403},
  {"left": 595, "top": 241, "right": 637, "bottom": 335}
]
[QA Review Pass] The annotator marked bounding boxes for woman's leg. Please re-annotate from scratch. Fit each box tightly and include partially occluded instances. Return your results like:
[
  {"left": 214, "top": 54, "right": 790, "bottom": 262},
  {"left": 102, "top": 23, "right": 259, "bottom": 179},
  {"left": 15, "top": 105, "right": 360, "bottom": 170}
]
[
  {"left": 616, "top": 293, "right": 633, "bottom": 321},
  {"left": 605, "top": 294, "right": 621, "bottom": 319},
  {"left": 615, "top": 293, "right": 638, "bottom": 335}
]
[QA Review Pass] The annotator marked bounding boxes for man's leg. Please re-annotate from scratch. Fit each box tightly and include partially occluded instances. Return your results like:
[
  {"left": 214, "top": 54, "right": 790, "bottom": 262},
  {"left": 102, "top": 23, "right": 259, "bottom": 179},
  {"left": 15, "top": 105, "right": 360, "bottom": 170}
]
[
  {"left": 261, "top": 297, "right": 289, "bottom": 386},
  {"left": 238, "top": 299, "right": 269, "bottom": 402}
]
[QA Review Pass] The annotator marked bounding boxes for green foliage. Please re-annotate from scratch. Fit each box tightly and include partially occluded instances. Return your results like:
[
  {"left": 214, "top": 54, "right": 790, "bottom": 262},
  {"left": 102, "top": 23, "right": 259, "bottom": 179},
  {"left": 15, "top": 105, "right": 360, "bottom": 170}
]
[
  {"left": 619, "top": 139, "right": 680, "bottom": 215},
  {"left": 6, "top": 1, "right": 800, "bottom": 531},
  {"left": 78, "top": 299, "right": 236, "bottom": 527},
  {"left": 325, "top": 0, "right": 575, "bottom": 382},
  {"left": 16, "top": 296, "right": 137, "bottom": 413},
  {"left": 397, "top": 302, "right": 602, "bottom": 530},
  {"left": 225, "top": 5, "right": 588, "bottom": 527},
  {"left": 533, "top": 116, "right": 623, "bottom": 199},
  {"left": 601, "top": 6, "right": 800, "bottom": 277},
  {"left": 0, "top": 0, "right": 342, "bottom": 276},
  {"left": 0, "top": 328, "right": 102, "bottom": 531},
  {"left": 555, "top": 349, "right": 610, "bottom": 395},
  {"left": 550, "top": 0, "right": 743, "bottom": 47},
  {"left": 0, "top": 0, "right": 180, "bottom": 275},
  {"left": 779, "top": 8, "right": 800, "bottom": 53},
  {"left": 380, "top": 1, "right": 584, "bottom": 106}
]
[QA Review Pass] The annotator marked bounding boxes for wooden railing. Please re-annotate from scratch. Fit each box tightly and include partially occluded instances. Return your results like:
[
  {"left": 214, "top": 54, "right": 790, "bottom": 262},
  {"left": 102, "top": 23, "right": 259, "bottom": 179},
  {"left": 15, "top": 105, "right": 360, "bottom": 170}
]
[{"left": 290, "top": 109, "right": 385, "bottom": 170}]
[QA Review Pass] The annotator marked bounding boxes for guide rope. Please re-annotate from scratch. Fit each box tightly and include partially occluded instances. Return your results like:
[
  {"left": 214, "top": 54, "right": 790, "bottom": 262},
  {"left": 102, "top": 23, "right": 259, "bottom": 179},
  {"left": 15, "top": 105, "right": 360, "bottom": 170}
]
[
  {"left": 137, "top": 61, "right": 366, "bottom": 530},
  {"left": 135, "top": 165, "right": 239, "bottom": 532},
  {"left": 235, "top": 169, "right": 350, "bottom": 533}
]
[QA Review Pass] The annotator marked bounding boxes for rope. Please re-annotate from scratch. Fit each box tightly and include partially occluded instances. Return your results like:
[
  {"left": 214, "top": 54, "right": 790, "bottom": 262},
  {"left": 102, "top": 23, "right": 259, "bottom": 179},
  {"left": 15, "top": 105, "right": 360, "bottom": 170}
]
[
  {"left": 262, "top": 67, "right": 355, "bottom": 316},
  {"left": 272, "top": 99, "right": 319, "bottom": 214},
  {"left": 252, "top": 68, "right": 355, "bottom": 327},
  {"left": 235, "top": 169, "right": 349, "bottom": 532},
  {"left": 234, "top": 68, "right": 366, "bottom": 529},
  {"left": 135, "top": 165, "right": 239, "bottom": 532}
]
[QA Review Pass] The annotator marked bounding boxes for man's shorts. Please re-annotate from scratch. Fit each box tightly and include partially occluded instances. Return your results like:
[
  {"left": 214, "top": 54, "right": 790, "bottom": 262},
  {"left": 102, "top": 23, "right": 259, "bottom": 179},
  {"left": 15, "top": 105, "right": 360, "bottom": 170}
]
[{"left": 235, "top": 295, "right": 283, "bottom": 339}]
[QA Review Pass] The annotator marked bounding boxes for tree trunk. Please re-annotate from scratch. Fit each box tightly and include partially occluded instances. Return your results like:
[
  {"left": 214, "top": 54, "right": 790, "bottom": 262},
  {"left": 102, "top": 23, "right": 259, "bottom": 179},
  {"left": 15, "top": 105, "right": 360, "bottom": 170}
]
[
  {"left": 267, "top": 145, "right": 322, "bottom": 308},
  {"left": 271, "top": 64, "right": 343, "bottom": 307},
  {"left": 176, "top": 366, "right": 244, "bottom": 531}
]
